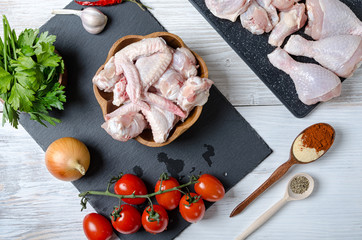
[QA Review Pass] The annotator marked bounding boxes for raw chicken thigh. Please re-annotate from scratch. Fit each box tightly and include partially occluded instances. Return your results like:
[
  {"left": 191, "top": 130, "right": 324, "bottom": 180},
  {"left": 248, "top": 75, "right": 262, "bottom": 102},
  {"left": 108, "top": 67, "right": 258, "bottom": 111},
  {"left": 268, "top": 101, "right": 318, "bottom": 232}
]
[
  {"left": 268, "top": 3, "right": 307, "bottom": 46},
  {"left": 271, "top": 0, "right": 300, "bottom": 11},
  {"left": 305, "top": 0, "right": 362, "bottom": 40},
  {"left": 92, "top": 56, "right": 121, "bottom": 92},
  {"left": 284, "top": 35, "right": 362, "bottom": 78},
  {"left": 177, "top": 76, "right": 214, "bottom": 116},
  {"left": 268, "top": 48, "right": 341, "bottom": 105},
  {"left": 205, "top": 0, "right": 251, "bottom": 22},
  {"left": 256, "top": 0, "right": 279, "bottom": 27},
  {"left": 102, "top": 111, "right": 147, "bottom": 142},
  {"left": 240, "top": 1, "right": 273, "bottom": 35},
  {"left": 171, "top": 47, "right": 198, "bottom": 79},
  {"left": 141, "top": 105, "right": 178, "bottom": 143}
]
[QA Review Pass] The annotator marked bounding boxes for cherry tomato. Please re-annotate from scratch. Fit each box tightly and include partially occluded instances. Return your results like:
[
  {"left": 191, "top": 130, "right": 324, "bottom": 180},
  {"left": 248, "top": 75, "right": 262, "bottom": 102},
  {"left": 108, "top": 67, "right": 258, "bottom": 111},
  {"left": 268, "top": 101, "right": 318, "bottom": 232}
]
[
  {"left": 179, "top": 193, "right": 205, "bottom": 223},
  {"left": 155, "top": 175, "right": 181, "bottom": 210},
  {"left": 142, "top": 205, "right": 169, "bottom": 234},
  {"left": 111, "top": 204, "right": 141, "bottom": 234},
  {"left": 83, "top": 213, "right": 113, "bottom": 240},
  {"left": 194, "top": 174, "right": 225, "bottom": 202},
  {"left": 114, "top": 174, "right": 147, "bottom": 205}
]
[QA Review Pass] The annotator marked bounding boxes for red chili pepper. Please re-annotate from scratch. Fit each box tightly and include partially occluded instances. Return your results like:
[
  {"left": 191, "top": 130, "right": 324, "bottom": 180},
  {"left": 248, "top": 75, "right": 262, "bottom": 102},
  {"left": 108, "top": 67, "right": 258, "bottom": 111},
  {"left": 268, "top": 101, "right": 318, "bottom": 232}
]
[{"left": 74, "top": 0, "right": 151, "bottom": 10}]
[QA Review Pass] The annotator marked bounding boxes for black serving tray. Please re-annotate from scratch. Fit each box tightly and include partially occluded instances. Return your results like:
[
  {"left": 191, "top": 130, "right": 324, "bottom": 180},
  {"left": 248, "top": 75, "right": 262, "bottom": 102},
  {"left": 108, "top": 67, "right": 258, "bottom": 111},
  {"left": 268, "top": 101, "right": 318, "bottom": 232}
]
[
  {"left": 19, "top": 1, "right": 272, "bottom": 239},
  {"left": 188, "top": 0, "right": 362, "bottom": 118}
]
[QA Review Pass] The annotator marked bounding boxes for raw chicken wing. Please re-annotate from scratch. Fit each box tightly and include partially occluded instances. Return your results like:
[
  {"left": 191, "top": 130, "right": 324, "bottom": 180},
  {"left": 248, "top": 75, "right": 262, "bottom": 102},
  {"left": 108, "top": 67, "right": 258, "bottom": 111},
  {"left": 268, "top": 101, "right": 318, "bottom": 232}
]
[
  {"left": 240, "top": 1, "right": 273, "bottom": 35},
  {"left": 268, "top": 48, "right": 341, "bottom": 105},
  {"left": 143, "top": 92, "right": 186, "bottom": 118},
  {"left": 305, "top": 0, "right": 362, "bottom": 40},
  {"left": 92, "top": 56, "right": 121, "bottom": 92},
  {"left": 171, "top": 47, "right": 198, "bottom": 79},
  {"left": 102, "top": 112, "right": 147, "bottom": 142},
  {"left": 205, "top": 0, "right": 252, "bottom": 22},
  {"left": 105, "top": 102, "right": 141, "bottom": 121},
  {"left": 268, "top": 3, "right": 307, "bottom": 46},
  {"left": 114, "top": 38, "right": 170, "bottom": 108},
  {"left": 154, "top": 68, "right": 184, "bottom": 102},
  {"left": 112, "top": 77, "right": 128, "bottom": 106},
  {"left": 135, "top": 52, "right": 173, "bottom": 91},
  {"left": 284, "top": 35, "right": 362, "bottom": 78},
  {"left": 177, "top": 76, "right": 214, "bottom": 117},
  {"left": 141, "top": 105, "right": 178, "bottom": 143}
]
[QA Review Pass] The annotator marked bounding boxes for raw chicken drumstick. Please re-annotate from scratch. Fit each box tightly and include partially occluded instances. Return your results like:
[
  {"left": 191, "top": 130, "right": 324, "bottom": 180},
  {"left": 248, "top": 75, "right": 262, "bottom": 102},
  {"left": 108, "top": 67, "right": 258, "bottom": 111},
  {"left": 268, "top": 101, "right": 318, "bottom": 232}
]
[
  {"left": 268, "top": 48, "right": 341, "bottom": 105},
  {"left": 268, "top": 3, "right": 307, "bottom": 47},
  {"left": 284, "top": 35, "right": 362, "bottom": 78},
  {"left": 305, "top": 0, "right": 362, "bottom": 40}
]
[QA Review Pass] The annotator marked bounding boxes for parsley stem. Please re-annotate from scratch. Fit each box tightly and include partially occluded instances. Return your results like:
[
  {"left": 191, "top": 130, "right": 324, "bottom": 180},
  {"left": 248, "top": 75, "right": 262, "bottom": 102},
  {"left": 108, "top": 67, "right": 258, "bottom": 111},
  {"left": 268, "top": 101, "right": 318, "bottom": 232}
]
[
  {"left": 5, "top": 17, "right": 17, "bottom": 60},
  {"left": 2, "top": 15, "right": 8, "bottom": 72}
]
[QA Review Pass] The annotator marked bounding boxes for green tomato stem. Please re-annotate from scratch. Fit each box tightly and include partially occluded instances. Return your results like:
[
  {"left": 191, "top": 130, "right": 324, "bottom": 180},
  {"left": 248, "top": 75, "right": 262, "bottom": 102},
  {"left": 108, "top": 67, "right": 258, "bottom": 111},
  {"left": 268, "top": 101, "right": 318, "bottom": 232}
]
[{"left": 79, "top": 178, "right": 198, "bottom": 200}]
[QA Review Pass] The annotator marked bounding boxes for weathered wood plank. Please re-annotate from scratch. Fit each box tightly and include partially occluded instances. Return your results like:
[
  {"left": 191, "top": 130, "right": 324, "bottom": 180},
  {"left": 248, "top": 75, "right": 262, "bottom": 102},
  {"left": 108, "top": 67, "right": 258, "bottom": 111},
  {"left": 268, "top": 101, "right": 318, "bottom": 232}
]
[
  {"left": 1, "top": 0, "right": 362, "bottom": 239},
  {"left": 0, "top": 0, "right": 361, "bottom": 109},
  {"left": 1, "top": 102, "right": 362, "bottom": 239}
]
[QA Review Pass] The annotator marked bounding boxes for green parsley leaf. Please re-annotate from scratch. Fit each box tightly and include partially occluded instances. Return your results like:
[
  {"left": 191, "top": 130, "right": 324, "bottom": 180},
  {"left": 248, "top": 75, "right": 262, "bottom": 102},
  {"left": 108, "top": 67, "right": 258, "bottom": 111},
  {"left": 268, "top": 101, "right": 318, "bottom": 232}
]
[
  {"left": 29, "top": 111, "right": 61, "bottom": 127},
  {"left": 36, "top": 31, "right": 56, "bottom": 46},
  {"left": 43, "top": 83, "right": 66, "bottom": 110},
  {"left": 17, "top": 29, "right": 39, "bottom": 47},
  {"left": 2, "top": 99, "right": 19, "bottom": 128},
  {"left": 8, "top": 82, "right": 35, "bottom": 112},
  {"left": 37, "top": 52, "right": 61, "bottom": 67},
  {"left": 14, "top": 68, "right": 42, "bottom": 91},
  {"left": 19, "top": 45, "right": 35, "bottom": 57},
  {"left": 0, "top": 66, "right": 13, "bottom": 93}
]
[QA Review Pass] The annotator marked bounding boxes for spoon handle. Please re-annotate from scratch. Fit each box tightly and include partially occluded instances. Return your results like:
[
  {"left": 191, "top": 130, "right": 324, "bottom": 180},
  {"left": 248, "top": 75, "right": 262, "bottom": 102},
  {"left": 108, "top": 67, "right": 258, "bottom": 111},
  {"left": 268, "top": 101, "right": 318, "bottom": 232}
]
[
  {"left": 235, "top": 197, "right": 288, "bottom": 240},
  {"left": 230, "top": 160, "right": 293, "bottom": 217}
]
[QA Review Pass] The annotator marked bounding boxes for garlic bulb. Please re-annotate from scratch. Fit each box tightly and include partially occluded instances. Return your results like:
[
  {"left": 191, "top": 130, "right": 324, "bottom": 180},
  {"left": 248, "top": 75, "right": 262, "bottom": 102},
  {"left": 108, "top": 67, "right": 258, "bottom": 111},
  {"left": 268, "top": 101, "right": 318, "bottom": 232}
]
[{"left": 52, "top": 7, "right": 108, "bottom": 35}]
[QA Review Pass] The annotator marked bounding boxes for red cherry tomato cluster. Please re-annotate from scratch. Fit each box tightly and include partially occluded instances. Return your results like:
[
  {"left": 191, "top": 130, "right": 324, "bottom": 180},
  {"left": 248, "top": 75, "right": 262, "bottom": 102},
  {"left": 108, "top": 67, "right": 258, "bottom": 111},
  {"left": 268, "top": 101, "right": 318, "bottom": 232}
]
[{"left": 82, "top": 173, "right": 225, "bottom": 238}]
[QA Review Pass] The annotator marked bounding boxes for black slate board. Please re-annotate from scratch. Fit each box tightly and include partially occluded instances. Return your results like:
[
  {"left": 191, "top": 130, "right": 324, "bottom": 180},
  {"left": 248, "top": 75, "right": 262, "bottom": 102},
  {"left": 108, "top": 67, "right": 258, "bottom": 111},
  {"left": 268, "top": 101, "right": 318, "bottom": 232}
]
[
  {"left": 19, "top": 2, "right": 272, "bottom": 239},
  {"left": 188, "top": 0, "right": 362, "bottom": 118}
]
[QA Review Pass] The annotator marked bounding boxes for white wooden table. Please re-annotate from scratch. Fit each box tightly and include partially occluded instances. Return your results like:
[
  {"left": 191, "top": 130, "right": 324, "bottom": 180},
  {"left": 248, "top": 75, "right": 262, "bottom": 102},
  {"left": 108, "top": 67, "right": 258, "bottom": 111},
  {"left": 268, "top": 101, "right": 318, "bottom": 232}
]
[{"left": 1, "top": 0, "right": 361, "bottom": 239}]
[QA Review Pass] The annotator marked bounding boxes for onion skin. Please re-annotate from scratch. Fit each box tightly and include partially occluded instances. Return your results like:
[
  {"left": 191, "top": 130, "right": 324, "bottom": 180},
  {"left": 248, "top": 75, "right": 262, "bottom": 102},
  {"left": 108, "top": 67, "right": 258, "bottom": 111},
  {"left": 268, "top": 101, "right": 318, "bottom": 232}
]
[{"left": 45, "top": 137, "right": 90, "bottom": 181}]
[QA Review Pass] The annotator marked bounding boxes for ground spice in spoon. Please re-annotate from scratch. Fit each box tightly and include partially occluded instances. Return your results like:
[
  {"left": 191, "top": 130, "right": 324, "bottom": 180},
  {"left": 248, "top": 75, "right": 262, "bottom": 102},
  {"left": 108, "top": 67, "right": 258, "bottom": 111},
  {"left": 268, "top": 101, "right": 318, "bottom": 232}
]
[
  {"left": 290, "top": 176, "right": 309, "bottom": 194},
  {"left": 293, "top": 123, "right": 334, "bottom": 163},
  {"left": 301, "top": 123, "right": 334, "bottom": 152}
]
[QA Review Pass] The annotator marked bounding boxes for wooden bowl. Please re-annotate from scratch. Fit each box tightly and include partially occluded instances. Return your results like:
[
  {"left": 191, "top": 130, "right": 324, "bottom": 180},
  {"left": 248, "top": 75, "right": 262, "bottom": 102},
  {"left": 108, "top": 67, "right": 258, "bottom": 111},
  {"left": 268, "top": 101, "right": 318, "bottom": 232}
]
[{"left": 93, "top": 32, "right": 209, "bottom": 147}]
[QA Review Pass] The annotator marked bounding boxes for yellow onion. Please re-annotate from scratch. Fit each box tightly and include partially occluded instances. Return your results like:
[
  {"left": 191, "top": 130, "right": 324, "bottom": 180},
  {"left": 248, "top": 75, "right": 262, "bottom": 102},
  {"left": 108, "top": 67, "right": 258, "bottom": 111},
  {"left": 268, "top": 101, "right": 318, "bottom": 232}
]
[{"left": 45, "top": 137, "right": 90, "bottom": 181}]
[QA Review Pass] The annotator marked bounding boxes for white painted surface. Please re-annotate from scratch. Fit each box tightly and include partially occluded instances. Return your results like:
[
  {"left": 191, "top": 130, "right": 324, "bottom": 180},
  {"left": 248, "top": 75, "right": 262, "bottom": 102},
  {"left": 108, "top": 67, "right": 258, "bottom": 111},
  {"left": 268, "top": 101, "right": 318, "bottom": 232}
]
[{"left": 0, "top": 0, "right": 361, "bottom": 239}]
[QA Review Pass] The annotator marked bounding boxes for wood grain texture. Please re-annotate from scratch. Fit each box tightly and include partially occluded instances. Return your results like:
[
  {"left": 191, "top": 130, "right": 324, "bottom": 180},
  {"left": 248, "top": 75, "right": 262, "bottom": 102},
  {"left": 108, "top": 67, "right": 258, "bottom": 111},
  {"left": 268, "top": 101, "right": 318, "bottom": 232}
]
[{"left": 1, "top": 0, "right": 362, "bottom": 239}]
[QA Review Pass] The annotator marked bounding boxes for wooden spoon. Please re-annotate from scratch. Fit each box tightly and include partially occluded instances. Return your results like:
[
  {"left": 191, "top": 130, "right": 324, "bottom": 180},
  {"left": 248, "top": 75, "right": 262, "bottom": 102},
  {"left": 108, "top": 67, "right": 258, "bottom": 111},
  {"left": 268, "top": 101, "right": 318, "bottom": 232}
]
[
  {"left": 230, "top": 123, "right": 334, "bottom": 217},
  {"left": 235, "top": 173, "right": 315, "bottom": 240}
]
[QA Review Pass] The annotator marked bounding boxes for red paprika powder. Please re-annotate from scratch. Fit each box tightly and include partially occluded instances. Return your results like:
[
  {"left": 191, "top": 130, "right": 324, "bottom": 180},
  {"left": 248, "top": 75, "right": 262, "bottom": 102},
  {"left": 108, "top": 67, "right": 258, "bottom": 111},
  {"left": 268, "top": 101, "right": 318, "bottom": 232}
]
[{"left": 301, "top": 123, "right": 334, "bottom": 152}]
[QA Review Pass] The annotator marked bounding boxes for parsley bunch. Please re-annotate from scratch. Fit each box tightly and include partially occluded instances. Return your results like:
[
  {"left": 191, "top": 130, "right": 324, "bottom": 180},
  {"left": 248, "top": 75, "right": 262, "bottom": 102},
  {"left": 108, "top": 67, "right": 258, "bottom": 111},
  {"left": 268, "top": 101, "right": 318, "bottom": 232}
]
[{"left": 0, "top": 15, "right": 66, "bottom": 128}]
